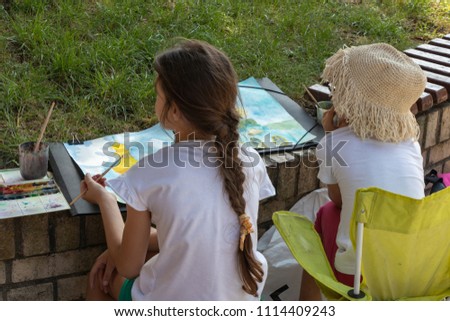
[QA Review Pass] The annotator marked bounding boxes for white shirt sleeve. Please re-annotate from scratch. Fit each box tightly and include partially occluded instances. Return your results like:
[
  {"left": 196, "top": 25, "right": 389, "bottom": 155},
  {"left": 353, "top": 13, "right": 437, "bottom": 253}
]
[
  {"left": 259, "top": 168, "right": 276, "bottom": 200},
  {"left": 106, "top": 163, "right": 148, "bottom": 212},
  {"left": 240, "top": 145, "right": 276, "bottom": 201}
]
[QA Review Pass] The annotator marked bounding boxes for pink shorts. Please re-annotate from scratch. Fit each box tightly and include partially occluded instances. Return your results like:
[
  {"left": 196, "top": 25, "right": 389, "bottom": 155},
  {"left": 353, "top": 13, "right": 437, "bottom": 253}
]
[{"left": 314, "top": 201, "right": 354, "bottom": 287}]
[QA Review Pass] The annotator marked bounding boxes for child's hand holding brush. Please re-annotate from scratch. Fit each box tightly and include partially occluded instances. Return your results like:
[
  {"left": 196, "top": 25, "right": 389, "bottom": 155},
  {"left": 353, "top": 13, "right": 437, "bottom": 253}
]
[
  {"left": 80, "top": 173, "right": 116, "bottom": 205},
  {"left": 69, "top": 155, "right": 122, "bottom": 206}
]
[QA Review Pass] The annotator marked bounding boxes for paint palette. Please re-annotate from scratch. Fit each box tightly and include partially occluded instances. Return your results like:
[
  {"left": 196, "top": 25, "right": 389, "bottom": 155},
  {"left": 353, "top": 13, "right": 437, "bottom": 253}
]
[{"left": 0, "top": 168, "right": 70, "bottom": 219}]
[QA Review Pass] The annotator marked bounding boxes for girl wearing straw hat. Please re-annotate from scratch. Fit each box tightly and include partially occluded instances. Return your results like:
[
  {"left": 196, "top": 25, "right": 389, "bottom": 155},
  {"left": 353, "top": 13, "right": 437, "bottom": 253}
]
[{"left": 300, "top": 43, "right": 427, "bottom": 300}]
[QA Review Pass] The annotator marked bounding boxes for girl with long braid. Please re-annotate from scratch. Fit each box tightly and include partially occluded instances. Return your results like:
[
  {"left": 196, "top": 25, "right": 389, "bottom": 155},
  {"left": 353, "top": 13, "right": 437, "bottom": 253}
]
[{"left": 81, "top": 39, "right": 275, "bottom": 300}]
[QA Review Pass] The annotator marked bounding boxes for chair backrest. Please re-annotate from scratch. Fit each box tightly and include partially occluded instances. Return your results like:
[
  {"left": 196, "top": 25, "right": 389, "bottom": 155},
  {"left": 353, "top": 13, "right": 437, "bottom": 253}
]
[{"left": 350, "top": 187, "right": 450, "bottom": 300}]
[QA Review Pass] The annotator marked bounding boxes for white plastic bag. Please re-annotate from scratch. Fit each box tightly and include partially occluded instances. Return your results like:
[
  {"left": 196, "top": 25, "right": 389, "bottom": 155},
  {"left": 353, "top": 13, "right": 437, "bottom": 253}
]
[{"left": 258, "top": 188, "right": 330, "bottom": 301}]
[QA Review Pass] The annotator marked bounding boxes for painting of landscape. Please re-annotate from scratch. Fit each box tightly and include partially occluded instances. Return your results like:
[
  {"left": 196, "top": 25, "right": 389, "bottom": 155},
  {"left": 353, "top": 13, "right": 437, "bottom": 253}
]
[
  {"left": 237, "top": 77, "right": 315, "bottom": 149},
  {"left": 64, "top": 77, "right": 315, "bottom": 183}
]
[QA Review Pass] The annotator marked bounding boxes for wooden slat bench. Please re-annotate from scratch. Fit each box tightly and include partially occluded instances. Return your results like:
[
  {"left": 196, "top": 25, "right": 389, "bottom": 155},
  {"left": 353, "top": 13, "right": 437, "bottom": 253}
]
[
  {"left": 404, "top": 48, "right": 450, "bottom": 67},
  {"left": 305, "top": 34, "right": 450, "bottom": 116},
  {"left": 415, "top": 44, "right": 450, "bottom": 58},
  {"left": 429, "top": 38, "right": 450, "bottom": 50}
]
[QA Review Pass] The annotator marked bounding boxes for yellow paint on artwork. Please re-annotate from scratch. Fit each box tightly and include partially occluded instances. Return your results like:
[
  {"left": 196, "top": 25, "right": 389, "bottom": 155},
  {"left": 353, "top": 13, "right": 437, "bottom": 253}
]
[
  {"left": 237, "top": 107, "right": 246, "bottom": 118},
  {"left": 110, "top": 143, "right": 137, "bottom": 174},
  {"left": 248, "top": 128, "right": 263, "bottom": 135}
]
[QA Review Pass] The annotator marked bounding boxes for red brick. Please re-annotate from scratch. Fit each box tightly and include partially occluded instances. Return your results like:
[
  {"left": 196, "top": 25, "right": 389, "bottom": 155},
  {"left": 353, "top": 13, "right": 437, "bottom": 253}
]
[
  {"left": 263, "top": 156, "right": 278, "bottom": 189},
  {"left": 425, "top": 110, "right": 439, "bottom": 148},
  {"left": 12, "top": 246, "right": 104, "bottom": 283},
  {"left": 258, "top": 199, "right": 286, "bottom": 226},
  {"left": 268, "top": 153, "right": 299, "bottom": 200},
  {"left": 0, "top": 261, "right": 5, "bottom": 285},
  {"left": 444, "top": 159, "right": 450, "bottom": 173},
  {"left": 7, "top": 283, "right": 53, "bottom": 301},
  {"left": 57, "top": 275, "right": 88, "bottom": 300},
  {"left": 440, "top": 103, "right": 450, "bottom": 142},
  {"left": 294, "top": 149, "right": 320, "bottom": 198},
  {"left": 85, "top": 215, "right": 106, "bottom": 246},
  {"left": 429, "top": 139, "right": 450, "bottom": 164},
  {"left": 294, "top": 148, "right": 319, "bottom": 169},
  {"left": 21, "top": 214, "right": 49, "bottom": 256},
  {"left": 55, "top": 214, "right": 80, "bottom": 251},
  {"left": 54, "top": 246, "right": 104, "bottom": 276},
  {"left": 12, "top": 255, "right": 56, "bottom": 282},
  {"left": 0, "top": 219, "right": 15, "bottom": 260},
  {"left": 422, "top": 150, "right": 429, "bottom": 168},
  {"left": 416, "top": 114, "right": 426, "bottom": 149}
]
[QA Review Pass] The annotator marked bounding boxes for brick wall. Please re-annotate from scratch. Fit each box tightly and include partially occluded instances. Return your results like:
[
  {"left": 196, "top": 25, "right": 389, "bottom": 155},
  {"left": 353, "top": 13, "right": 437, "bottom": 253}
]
[
  {"left": 419, "top": 102, "right": 450, "bottom": 193},
  {"left": 1, "top": 102, "right": 449, "bottom": 300},
  {"left": 0, "top": 213, "right": 105, "bottom": 300},
  {"left": 0, "top": 149, "right": 321, "bottom": 300},
  {"left": 257, "top": 149, "right": 320, "bottom": 235}
]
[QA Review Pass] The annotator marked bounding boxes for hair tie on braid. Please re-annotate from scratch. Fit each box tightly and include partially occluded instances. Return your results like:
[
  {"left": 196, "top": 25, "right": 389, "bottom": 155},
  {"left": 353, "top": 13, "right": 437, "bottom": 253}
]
[{"left": 239, "top": 214, "right": 254, "bottom": 251}]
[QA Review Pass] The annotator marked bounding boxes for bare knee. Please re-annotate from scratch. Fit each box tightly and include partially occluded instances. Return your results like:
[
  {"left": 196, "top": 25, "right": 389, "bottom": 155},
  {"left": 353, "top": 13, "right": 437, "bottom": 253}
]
[{"left": 85, "top": 273, "right": 114, "bottom": 301}]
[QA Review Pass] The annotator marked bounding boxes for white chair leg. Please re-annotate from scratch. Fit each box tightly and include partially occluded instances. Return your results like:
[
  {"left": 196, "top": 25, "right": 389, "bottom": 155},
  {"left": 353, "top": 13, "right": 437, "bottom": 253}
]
[
  {"left": 348, "top": 221, "right": 365, "bottom": 299},
  {"left": 353, "top": 222, "right": 364, "bottom": 295}
]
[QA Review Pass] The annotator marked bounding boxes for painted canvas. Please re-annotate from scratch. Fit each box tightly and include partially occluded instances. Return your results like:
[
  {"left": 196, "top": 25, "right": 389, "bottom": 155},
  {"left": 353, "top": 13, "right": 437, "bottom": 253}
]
[
  {"left": 64, "top": 123, "right": 173, "bottom": 179},
  {"left": 237, "top": 77, "right": 315, "bottom": 148},
  {"left": 64, "top": 77, "right": 315, "bottom": 193}
]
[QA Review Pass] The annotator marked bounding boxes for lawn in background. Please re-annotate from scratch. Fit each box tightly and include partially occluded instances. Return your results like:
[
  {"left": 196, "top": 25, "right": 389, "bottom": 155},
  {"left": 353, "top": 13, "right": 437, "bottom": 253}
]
[{"left": 1, "top": 0, "right": 449, "bottom": 167}]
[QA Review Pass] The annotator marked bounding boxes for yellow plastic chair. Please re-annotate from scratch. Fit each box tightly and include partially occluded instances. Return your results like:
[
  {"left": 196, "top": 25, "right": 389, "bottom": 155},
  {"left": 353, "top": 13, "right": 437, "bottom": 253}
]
[{"left": 272, "top": 187, "right": 450, "bottom": 301}]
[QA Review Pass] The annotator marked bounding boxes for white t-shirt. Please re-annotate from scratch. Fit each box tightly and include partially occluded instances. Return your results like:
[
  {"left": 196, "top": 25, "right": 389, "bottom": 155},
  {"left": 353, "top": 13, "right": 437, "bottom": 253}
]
[
  {"left": 107, "top": 140, "right": 276, "bottom": 300},
  {"left": 316, "top": 127, "right": 424, "bottom": 275}
]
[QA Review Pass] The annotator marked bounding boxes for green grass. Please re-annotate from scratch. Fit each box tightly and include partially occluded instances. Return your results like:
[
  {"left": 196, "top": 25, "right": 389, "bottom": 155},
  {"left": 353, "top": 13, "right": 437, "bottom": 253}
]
[{"left": 1, "top": 0, "right": 450, "bottom": 168}]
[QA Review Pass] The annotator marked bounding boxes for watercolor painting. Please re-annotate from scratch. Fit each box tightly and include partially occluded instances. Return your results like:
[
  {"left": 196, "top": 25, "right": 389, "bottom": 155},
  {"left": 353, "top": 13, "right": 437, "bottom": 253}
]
[
  {"left": 64, "top": 123, "right": 173, "bottom": 198},
  {"left": 64, "top": 77, "right": 315, "bottom": 194},
  {"left": 237, "top": 77, "right": 316, "bottom": 149}
]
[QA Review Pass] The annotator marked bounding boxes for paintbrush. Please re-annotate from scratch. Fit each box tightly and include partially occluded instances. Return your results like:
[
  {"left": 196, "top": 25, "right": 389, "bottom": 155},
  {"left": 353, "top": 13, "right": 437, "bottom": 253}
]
[
  {"left": 69, "top": 155, "right": 123, "bottom": 206},
  {"left": 303, "top": 85, "right": 319, "bottom": 106},
  {"left": 34, "top": 102, "right": 56, "bottom": 153}
]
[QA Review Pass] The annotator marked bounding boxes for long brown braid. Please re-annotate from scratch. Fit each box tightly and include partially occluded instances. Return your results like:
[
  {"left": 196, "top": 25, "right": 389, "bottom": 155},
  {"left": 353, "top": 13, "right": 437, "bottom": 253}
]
[{"left": 154, "top": 39, "right": 264, "bottom": 296}]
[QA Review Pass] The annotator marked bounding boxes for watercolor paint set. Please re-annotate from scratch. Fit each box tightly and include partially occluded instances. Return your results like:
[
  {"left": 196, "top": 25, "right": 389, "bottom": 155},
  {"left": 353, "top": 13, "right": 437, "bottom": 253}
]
[{"left": 0, "top": 168, "right": 70, "bottom": 219}]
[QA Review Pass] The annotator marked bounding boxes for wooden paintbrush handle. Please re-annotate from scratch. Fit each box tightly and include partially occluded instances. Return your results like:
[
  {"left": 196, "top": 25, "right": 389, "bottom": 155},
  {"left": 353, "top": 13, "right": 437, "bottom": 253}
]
[{"left": 34, "top": 102, "right": 56, "bottom": 153}]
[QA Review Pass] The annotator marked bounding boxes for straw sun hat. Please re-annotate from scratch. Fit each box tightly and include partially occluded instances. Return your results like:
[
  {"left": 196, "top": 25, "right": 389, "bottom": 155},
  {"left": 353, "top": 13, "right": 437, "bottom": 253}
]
[{"left": 322, "top": 43, "right": 426, "bottom": 143}]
